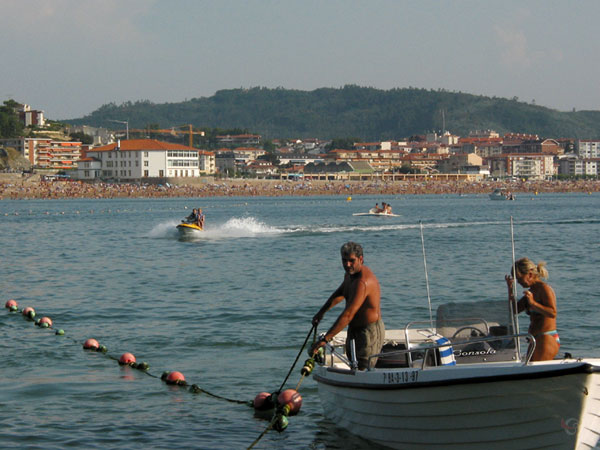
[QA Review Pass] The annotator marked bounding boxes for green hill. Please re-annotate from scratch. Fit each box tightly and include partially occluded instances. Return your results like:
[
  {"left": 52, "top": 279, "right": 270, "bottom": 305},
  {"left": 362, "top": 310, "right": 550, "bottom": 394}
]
[{"left": 65, "top": 86, "right": 600, "bottom": 140}]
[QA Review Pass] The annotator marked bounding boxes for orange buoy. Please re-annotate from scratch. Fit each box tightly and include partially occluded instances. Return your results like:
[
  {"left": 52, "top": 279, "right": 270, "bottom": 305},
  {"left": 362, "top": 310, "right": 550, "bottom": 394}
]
[
  {"left": 278, "top": 389, "right": 302, "bottom": 415},
  {"left": 39, "top": 317, "right": 53, "bottom": 328},
  {"left": 119, "top": 353, "right": 136, "bottom": 365},
  {"left": 165, "top": 371, "right": 185, "bottom": 385},
  {"left": 253, "top": 392, "right": 273, "bottom": 410},
  {"left": 5, "top": 299, "right": 17, "bottom": 309},
  {"left": 22, "top": 307, "right": 35, "bottom": 319},
  {"left": 83, "top": 338, "right": 100, "bottom": 350}
]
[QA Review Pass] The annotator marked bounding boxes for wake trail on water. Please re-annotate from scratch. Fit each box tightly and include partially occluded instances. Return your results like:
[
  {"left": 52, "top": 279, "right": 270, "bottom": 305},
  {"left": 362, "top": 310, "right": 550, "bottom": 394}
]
[
  {"left": 147, "top": 216, "right": 291, "bottom": 240},
  {"left": 148, "top": 217, "right": 599, "bottom": 240}
]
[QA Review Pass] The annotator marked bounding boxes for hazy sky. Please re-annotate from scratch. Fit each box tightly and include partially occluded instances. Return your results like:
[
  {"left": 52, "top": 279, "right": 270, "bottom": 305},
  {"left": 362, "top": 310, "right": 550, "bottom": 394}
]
[{"left": 2, "top": 0, "right": 599, "bottom": 120}]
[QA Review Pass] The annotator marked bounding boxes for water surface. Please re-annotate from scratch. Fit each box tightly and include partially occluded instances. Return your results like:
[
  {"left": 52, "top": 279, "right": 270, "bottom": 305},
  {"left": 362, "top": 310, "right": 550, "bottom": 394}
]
[{"left": 1, "top": 192, "right": 599, "bottom": 449}]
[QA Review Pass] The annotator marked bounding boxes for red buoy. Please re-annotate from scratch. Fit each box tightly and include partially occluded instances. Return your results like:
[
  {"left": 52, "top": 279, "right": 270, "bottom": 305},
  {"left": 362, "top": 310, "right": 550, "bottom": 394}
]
[
  {"left": 22, "top": 307, "right": 35, "bottom": 318},
  {"left": 5, "top": 299, "right": 17, "bottom": 309},
  {"left": 278, "top": 389, "right": 303, "bottom": 415},
  {"left": 83, "top": 338, "right": 100, "bottom": 350},
  {"left": 166, "top": 371, "right": 185, "bottom": 384},
  {"left": 119, "top": 353, "right": 136, "bottom": 365},
  {"left": 253, "top": 392, "right": 273, "bottom": 410},
  {"left": 39, "top": 317, "right": 52, "bottom": 327}
]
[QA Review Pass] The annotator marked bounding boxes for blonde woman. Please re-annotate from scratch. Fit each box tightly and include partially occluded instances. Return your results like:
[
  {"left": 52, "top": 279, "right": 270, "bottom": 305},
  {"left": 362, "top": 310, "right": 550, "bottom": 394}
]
[{"left": 505, "top": 257, "right": 559, "bottom": 361}]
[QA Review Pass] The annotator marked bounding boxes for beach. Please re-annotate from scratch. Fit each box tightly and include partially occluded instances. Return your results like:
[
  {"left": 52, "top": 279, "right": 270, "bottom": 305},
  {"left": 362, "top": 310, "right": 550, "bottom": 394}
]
[{"left": 1, "top": 172, "right": 599, "bottom": 200}]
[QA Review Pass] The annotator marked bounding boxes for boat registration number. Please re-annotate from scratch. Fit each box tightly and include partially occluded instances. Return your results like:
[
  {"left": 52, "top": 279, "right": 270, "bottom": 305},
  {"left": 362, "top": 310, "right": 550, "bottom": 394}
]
[{"left": 383, "top": 370, "right": 418, "bottom": 384}]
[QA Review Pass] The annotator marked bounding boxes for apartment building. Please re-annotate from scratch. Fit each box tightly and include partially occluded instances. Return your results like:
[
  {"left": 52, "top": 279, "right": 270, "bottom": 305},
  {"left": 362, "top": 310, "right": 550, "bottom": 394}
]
[
  {"left": 577, "top": 140, "right": 600, "bottom": 158},
  {"left": 558, "top": 154, "right": 598, "bottom": 176},
  {"left": 488, "top": 154, "right": 555, "bottom": 179},
  {"left": 0, "top": 137, "right": 82, "bottom": 169},
  {"left": 215, "top": 134, "right": 261, "bottom": 147}
]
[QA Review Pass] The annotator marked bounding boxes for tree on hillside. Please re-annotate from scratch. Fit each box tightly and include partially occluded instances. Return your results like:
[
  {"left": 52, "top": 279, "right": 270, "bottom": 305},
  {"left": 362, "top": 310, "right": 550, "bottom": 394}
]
[
  {"left": 69, "top": 131, "right": 94, "bottom": 145},
  {"left": 0, "top": 100, "right": 24, "bottom": 138},
  {"left": 263, "top": 139, "right": 276, "bottom": 153},
  {"left": 326, "top": 137, "right": 362, "bottom": 151},
  {"left": 258, "top": 152, "right": 279, "bottom": 165}
]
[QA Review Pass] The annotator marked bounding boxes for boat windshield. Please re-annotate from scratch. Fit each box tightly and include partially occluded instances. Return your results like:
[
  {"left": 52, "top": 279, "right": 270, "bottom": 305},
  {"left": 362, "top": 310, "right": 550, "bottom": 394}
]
[{"left": 434, "top": 300, "right": 518, "bottom": 363}]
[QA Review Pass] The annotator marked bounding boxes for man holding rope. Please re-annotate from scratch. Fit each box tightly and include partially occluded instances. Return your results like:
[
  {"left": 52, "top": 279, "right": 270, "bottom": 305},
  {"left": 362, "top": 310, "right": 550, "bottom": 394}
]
[{"left": 310, "top": 242, "right": 385, "bottom": 370}]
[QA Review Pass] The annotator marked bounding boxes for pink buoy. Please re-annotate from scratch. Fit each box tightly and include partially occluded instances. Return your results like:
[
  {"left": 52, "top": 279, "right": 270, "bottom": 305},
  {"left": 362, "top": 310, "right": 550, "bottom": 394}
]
[
  {"left": 22, "top": 307, "right": 35, "bottom": 318},
  {"left": 278, "top": 389, "right": 303, "bottom": 415},
  {"left": 119, "top": 353, "right": 136, "bottom": 365},
  {"left": 253, "top": 392, "right": 273, "bottom": 410},
  {"left": 39, "top": 317, "right": 52, "bottom": 327},
  {"left": 83, "top": 338, "right": 100, "bottom": 350},
  {"left": 5, "top": 299, "right": 17, "bottom": 309},
  {"left": 166, "top": 371, "right": 185, "bottom": 384}
]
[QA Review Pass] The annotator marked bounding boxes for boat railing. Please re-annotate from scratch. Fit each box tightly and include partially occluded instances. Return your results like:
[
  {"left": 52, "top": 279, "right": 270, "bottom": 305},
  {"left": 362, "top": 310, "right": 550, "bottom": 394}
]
[
  {"left": 366, "top": 332, "right": 536, "bottom": 370},
  {"left": 404, "top": 318, "right": 491, "bottom": 343},
  {"left": 320, "top": 332, "right": 536, "bottom": 371}
]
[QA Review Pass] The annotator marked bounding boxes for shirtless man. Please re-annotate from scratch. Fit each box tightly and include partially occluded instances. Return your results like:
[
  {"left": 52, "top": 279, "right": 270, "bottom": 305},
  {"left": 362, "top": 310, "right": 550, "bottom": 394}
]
[
  {"left": 506, "top": 257, "right": 559, "bottom": 361},
  {"left": 310, "top": 242, "right": 385, "bottom": 370}
]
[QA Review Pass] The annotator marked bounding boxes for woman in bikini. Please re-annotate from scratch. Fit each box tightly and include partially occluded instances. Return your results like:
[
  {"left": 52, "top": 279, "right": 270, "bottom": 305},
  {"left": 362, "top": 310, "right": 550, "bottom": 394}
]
[{"left": 505, "top": 258, "right": 559, "bottom": 361}]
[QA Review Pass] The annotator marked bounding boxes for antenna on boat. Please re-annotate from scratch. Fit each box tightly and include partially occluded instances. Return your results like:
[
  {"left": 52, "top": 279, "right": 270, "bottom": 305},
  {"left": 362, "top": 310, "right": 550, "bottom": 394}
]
[
  {"left": 510, "top": 216, "right": 522, "bottom": 358},
  {"left": 419, "top": 221, "right": 434, "bottom": 330}
]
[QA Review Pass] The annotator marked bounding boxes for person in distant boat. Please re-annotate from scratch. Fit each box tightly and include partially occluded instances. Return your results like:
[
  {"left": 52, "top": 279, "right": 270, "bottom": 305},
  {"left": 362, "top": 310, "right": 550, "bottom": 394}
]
[
  {"left": 310, "top": 241, "right": 385, "bottom": 370},
  {"left": 384, "top": 203, "right": 392, "bottom": 214},
  {"left": 197, "top": 208, "right": 205, "bottom": 229},
  {"left": 185, "top": 208, "right": 198, "bottom": 223},
  {"left": 373, "top": 203, "right": 381, "bottom": 213},
  {"left": 505, "top": 258, "right": 559, "bottom": 361}
]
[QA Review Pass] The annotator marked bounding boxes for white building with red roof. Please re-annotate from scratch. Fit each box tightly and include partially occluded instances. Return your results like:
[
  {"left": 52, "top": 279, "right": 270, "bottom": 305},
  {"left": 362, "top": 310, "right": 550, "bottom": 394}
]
[{"left": 78, "top": 139, "right": 215, "bottom": 181}]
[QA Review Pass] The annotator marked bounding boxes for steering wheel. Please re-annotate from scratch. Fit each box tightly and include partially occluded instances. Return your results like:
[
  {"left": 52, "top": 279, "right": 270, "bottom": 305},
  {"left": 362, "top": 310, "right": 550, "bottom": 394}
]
[{"left": 452, "top": 326, "right": 486, "bottom": 340}]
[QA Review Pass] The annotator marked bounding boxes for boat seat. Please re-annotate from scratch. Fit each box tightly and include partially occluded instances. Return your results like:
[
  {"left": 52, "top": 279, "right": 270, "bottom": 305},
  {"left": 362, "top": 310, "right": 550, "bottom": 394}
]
[{"left": 375, "top": 342, "right": 409, "bottom": 368}]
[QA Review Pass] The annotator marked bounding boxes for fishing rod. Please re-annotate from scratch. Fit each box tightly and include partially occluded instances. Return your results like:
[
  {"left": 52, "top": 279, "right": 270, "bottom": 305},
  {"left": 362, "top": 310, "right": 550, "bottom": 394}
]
[
  {"left": 419, "top": 221, "right": 434, "bottom": 330},
  {"left": 510, "top": 216, "right": 522, "bottom": 359}
]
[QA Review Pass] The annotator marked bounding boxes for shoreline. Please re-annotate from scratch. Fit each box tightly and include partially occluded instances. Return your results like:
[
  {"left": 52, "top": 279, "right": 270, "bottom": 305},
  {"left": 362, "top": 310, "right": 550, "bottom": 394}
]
[{"left": 1, "top": 173, "right": 599, "bottom": 200}]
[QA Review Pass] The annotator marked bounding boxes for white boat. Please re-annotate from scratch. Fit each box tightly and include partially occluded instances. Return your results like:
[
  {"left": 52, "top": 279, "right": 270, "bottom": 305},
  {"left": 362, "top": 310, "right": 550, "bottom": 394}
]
[
  {"left": 353, "top": 208, "right": 400, "bottom": 217},
  {"left": 313, "top": 300, "right": 600, "bottom": 449},
  {"left": 489, "top": 188, "right": 515, "bottom": 201}
]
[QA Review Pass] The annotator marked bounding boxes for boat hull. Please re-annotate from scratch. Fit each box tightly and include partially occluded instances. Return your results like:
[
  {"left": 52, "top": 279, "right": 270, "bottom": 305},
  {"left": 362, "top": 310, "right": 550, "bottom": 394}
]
[
  {"left": 353, "top": 212, "right": 401, "bottom": 217},
  {"left": 176, "top": 223, "right": 203, "bottom": 237},
  {"left": 314, "top": 361, "right": 600, "bottom": 449}
]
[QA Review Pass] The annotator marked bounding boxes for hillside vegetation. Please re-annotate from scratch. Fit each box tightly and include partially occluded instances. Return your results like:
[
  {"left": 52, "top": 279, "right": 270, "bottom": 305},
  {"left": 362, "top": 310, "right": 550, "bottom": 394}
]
[{"left": 66, "top": 86, "right": 600, "bottom": 140}]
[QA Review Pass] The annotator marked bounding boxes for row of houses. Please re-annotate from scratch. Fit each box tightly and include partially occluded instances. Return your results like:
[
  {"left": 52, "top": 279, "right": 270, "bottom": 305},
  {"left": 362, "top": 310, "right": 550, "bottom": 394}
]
[{"left": 2, "top": 132, "right": 600, "bottom": 182}]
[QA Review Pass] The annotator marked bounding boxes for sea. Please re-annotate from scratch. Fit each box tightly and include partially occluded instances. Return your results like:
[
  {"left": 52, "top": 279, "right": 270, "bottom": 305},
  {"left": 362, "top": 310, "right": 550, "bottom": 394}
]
[{"left": 1, "top": 192, "right": 599, "bottom": 449}]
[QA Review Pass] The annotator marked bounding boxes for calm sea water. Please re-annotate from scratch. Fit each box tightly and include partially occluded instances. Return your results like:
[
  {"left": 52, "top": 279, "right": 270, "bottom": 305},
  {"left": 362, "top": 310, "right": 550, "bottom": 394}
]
[{"left": 1, "top": 192, "right": 599, "bottom": 449}]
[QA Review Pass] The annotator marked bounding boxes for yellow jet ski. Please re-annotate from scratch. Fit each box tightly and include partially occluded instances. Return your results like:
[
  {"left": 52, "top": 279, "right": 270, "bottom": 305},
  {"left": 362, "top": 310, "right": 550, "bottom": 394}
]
[{"left": 176, "top": 222, "right": 203, "bottom": 237}]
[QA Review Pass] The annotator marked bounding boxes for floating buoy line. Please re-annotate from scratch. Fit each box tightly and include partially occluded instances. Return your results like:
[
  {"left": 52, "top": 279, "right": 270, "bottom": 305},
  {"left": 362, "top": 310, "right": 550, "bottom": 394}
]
[{"left": 5, "top": 298, "right": 317, "bottom": 448}]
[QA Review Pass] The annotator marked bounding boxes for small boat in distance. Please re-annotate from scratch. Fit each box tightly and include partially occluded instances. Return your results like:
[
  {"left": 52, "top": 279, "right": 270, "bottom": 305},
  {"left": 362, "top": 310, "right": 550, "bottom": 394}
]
[
  {"left": 489, "top": 188, "right": 515, "bottom": 201},
  {"left": 353, "top": 209, "right": 400, "bottom": 217}
]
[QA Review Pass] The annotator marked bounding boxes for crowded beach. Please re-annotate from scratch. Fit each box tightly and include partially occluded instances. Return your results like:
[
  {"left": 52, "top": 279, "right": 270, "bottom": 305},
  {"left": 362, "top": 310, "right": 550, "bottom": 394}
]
[{"left": 0, "top": 173, "right": 599, "bottom": 200}]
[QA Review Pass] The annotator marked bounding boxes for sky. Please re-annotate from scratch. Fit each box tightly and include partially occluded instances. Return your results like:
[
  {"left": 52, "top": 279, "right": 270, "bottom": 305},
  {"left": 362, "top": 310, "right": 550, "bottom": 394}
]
[{"left": 2, "top": 0, "right": 599, "bottom": 120}]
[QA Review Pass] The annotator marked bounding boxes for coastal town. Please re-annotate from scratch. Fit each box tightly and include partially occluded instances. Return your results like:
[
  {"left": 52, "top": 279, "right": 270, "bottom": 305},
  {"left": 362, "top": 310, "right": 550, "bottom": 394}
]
[{"left": 1, "top": 101, "right": 599, "bottom": 199}]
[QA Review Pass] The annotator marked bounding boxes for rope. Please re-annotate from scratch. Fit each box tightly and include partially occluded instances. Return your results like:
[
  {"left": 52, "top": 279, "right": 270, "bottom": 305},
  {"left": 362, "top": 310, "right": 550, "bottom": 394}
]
[
  {"left": 4, "top": 305, "right": 251, "bottom": 405},
  {"left": 247, "top": 419, "right": 275, "bottom": 450},
  {"left": 7, "top": 304, "right": 316, "bottom": 449},
  {"left": 277, "top": 324, "right": 315, "bottom": 392},
  {"left": 248, "top": 324, "right": 316, "bottom": 449}
]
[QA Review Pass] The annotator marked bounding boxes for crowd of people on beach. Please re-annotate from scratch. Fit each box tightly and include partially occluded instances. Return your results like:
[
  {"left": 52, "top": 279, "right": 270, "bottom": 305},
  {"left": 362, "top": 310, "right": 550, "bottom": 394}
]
[{"left": 1, "top": 174, "right": 599, "bottom": 200}]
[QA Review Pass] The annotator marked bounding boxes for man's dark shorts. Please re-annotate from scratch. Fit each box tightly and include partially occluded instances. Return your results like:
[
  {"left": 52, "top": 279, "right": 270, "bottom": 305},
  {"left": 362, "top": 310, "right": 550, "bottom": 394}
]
[{"left": 345, "top": 319, "right": 385, "bottom": 370}]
